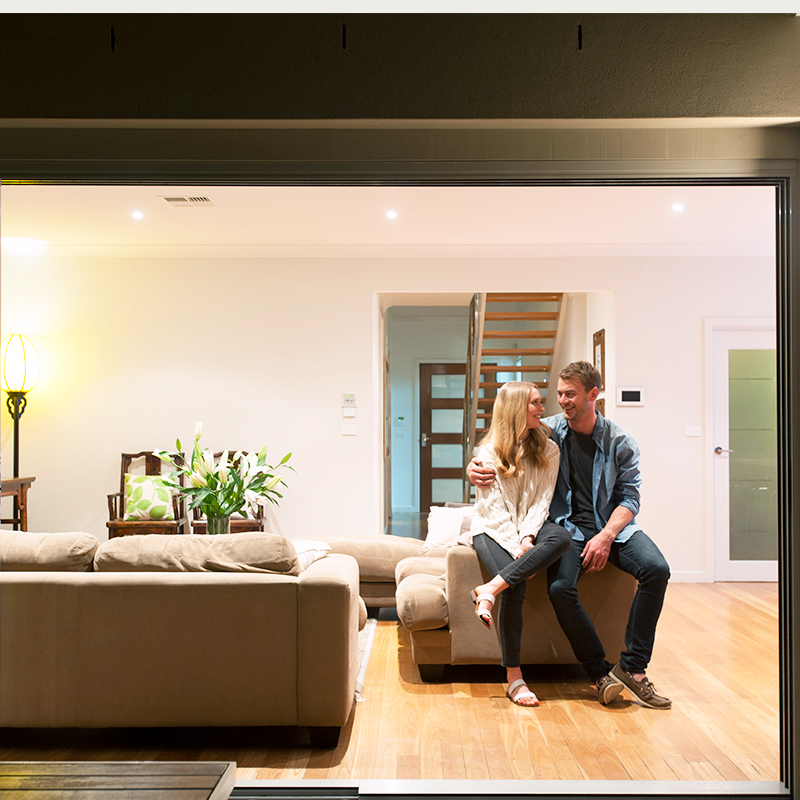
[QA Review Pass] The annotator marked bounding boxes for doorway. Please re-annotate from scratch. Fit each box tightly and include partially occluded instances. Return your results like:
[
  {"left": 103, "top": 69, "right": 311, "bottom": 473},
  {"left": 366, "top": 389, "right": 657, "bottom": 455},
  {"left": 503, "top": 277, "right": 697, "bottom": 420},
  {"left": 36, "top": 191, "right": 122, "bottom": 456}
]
[{"left": 706, "top": 319, "right": 778, "bottom": 582}]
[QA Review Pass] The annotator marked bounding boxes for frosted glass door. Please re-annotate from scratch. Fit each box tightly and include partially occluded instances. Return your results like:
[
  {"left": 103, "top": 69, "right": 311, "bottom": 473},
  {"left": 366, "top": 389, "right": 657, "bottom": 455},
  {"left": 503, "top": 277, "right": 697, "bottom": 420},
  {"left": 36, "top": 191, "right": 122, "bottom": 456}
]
[{"left": 712, "top": 326, "right": 777, "bottom": 581}]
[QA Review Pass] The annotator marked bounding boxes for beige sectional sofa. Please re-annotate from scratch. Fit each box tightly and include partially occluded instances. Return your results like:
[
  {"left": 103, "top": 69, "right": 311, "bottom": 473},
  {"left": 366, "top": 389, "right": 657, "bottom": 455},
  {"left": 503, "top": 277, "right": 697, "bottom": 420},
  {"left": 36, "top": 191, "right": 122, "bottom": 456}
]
[
  {"left": 322, "top": 534, "right": 439, "bottom": 609},
  {"left": 0, "top": 531, "right": 361, "bottom": 748},
  {"left": 395, "top": 543, "right": 638, "bottom": 681},
  {"left": 325, "top": 531, "right": 638, "bottom": 682}
]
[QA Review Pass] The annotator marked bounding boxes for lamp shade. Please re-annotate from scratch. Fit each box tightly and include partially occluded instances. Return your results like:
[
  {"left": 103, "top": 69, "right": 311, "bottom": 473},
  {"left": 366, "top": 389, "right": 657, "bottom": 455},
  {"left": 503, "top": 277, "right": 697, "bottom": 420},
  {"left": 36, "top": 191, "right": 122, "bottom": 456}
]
[{"left": 1, "top": 334, "right": 40, "bottom": 393}]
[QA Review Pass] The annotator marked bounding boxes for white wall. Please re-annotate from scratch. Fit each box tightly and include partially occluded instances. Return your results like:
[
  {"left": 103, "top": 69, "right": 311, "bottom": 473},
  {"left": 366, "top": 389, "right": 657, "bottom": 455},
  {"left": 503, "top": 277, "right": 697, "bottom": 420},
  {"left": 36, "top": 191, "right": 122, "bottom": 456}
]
[
  {"left": 586, "top": 291, "right": 617, "bottom": 420},
  {"left": 387, "top": 306, "right": 469, "bottom": 513},
  {"left": 1, "top": 253, "right": 774, "bottom": 581}
]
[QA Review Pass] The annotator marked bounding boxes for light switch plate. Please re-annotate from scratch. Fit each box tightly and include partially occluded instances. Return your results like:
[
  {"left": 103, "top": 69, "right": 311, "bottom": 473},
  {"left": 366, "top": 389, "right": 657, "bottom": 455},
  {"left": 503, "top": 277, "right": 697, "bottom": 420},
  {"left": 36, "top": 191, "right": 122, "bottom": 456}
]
[
  {"left": 342, "top": 424, "right": 357, "bottom": 436},
  {"left": 342, "top": 393, "right": 357, "bottom": 407},
  {"left": 343, "top": 407, "right": 356, "bottom": 418},
  {"left": 685, "top": 425, "right": 702, "bottom": 437}
]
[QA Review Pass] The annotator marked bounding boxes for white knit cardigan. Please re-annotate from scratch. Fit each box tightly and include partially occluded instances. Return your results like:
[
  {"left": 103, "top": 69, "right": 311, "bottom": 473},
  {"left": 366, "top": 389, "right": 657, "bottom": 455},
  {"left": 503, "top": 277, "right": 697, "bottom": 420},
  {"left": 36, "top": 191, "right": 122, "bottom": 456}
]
[{"left": 468, "top": 438, "right": 561, "bottom": 557}]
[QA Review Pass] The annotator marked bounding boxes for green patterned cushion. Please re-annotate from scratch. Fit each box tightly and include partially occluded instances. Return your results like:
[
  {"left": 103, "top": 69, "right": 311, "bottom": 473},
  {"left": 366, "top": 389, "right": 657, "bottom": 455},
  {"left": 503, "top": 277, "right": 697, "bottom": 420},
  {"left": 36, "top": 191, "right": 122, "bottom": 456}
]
[{"left": 124, "top": 474, "right": 175, "bottom": 521}]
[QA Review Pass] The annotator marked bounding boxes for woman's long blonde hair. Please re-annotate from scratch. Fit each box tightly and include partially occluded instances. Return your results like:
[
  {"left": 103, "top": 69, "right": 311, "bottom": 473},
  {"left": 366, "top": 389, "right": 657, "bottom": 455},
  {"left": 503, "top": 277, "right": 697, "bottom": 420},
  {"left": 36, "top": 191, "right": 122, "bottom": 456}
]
[{"left": 479, "top": 381, "right": 550, "bottom": 478}]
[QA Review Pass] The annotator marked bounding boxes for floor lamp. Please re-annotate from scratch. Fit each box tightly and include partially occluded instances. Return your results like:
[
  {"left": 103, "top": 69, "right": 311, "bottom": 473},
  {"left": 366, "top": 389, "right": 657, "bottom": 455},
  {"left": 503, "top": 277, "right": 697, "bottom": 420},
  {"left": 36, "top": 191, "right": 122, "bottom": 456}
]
[{"left": 1, "top": 334, "right": 40, "bottom": 529}]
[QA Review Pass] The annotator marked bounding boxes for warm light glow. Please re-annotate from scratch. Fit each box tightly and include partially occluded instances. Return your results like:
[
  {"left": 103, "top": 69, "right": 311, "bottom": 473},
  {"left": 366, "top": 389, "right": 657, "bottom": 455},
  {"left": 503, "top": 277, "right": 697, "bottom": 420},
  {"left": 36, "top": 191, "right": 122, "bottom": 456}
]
[
  {"left": 386, "top": 210, "right": 398, "bottom": 219},
  {"left": 672, "top": 203, "right": 685, "bottom": 212},
  {"left": 0, "top": 237, "right": 51, "bottom": 257},
  {"left": 1, "top": 334, "right": 41, "bottom": 394},
  {"left": 132, "top": 211, "right": 144, "bottom": 220}
]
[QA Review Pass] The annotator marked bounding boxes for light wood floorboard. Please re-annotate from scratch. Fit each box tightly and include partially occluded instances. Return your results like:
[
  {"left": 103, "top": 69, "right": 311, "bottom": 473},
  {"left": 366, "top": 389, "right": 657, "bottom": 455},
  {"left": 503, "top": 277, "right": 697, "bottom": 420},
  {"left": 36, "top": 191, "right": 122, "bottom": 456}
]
[{"left": 0, "top": 583, "right": 779, "bottom": 783}]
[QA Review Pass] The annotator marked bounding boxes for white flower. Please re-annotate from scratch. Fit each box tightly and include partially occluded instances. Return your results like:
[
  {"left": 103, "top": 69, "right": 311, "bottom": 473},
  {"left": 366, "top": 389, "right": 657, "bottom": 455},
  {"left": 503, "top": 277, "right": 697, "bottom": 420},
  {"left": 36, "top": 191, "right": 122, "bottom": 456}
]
[
  {"left": 190, "top": 470, "right": 207, "bottom": 488},
  {"left": 217, "top": 451, "right": 229, "bottom": 484}
]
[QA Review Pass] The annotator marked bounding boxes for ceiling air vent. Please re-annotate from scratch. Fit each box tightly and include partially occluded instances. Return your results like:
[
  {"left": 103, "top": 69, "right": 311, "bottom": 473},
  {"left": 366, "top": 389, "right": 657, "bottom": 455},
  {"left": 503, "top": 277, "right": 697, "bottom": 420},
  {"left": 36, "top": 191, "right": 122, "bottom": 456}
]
[{"left": 160, "top": 196, "right": 218, "bottom": 208}]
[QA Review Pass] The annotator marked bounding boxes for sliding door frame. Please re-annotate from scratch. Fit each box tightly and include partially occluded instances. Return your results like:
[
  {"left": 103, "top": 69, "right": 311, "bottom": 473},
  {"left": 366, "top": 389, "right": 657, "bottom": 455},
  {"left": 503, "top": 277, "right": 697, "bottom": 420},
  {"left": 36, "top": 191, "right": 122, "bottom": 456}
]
[{"left": 1, "top": 148, "right": 795, "bottom": 800}]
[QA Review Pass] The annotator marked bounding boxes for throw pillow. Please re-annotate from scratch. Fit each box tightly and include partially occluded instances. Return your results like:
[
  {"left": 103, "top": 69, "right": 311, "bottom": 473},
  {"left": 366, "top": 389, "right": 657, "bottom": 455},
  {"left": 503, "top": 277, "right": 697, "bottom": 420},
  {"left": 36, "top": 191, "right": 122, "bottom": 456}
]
[
  {"left": 0, "top": 530, "right": 99, "bottom": 571},
  {"left": 93, "top": 532, "right": 300, "bottom": 574},
  {"left": 423, "top": 506, "right": 466, "bottom": 550},
  {"left": 124, "top": 474, "right": 175, "bottom": 521},
  {"left": 444, "top": 501, "right": 476, "bottom": 534},
  {"left": 292, "top": 540, "right": 332, "bottom": 572}
]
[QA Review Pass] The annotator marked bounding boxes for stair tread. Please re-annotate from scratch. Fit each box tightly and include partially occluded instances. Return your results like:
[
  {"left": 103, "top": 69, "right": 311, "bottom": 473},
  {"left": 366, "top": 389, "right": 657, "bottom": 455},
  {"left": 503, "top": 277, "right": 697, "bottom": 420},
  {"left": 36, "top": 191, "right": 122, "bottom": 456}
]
[
  {"left": 480, "top": 380, "right": 548, "bottom": 388},
  {"left": 481, "top": 348, "right": 554, "bottom": 356},
  {"left": 483, "top": 330, "right": 556, "bottom": 339},
  {"left": 486, "top": 292, "right": 563, "bottom": 302},
  {"left": 479, "top": 364, "right": 550, "bottom": 372},
  {"left": 485, "top": 312, "right": 560, "bottom": 321}
]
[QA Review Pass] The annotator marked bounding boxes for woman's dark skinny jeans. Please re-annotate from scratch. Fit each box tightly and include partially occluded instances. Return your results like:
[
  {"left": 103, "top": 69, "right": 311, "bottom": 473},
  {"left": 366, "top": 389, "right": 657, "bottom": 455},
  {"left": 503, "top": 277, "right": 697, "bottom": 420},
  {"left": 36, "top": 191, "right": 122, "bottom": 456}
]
[{"left": 472, "top": 522, "right": 571, "bottom": 668}]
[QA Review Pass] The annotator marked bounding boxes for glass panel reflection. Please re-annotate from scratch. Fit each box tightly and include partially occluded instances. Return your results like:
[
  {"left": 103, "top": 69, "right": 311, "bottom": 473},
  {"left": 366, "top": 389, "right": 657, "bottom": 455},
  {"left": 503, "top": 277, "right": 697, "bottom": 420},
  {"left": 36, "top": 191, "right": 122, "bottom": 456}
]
[
  {"left": 431, "top": 408, "right": 463, "bottom": 434},
  {"left": 432, "top": 444, "right": 462, "bottom": 469},
  {"left": 432, "top": 478, "right": 463, "bottom": 504},
  {"left": 431, "top": 373, "right": 465, "bottom": 399},
  {"left": 728, "top": 349, "right": 777, "bottom": 562}
]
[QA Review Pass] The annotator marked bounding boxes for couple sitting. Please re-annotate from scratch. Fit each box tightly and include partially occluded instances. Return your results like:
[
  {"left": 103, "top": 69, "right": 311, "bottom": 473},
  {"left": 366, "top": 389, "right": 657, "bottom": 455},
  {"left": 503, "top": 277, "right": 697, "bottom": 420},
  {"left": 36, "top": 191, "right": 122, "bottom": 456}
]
[{"left": 466, "top": 360, "right": 671, "bottom": 710}]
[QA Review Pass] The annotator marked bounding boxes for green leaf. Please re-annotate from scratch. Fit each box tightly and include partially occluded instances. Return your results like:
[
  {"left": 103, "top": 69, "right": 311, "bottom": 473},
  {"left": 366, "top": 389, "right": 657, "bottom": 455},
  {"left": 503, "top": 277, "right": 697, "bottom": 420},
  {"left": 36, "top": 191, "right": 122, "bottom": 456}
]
[
  {"left": 131, "top": 486, "right": 143, "bottom": 503},
  {"left": 149, "top": 504, "right": 167, "bottom": 520}
]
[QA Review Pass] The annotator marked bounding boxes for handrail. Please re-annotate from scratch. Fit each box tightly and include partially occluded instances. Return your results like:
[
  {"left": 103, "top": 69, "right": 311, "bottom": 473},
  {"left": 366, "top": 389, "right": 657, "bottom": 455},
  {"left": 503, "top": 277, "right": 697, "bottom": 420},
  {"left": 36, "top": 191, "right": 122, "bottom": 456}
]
[{"left": 462, "top": 292, "right": 486, "bottom": 502}]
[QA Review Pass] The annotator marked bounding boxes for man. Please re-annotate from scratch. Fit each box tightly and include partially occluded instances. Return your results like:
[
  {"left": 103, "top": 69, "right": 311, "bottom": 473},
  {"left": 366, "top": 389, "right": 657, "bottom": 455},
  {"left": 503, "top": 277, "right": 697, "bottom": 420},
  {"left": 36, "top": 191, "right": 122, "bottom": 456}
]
[{"left": 467, "top": 360, "right": 671, "bottom": 709}]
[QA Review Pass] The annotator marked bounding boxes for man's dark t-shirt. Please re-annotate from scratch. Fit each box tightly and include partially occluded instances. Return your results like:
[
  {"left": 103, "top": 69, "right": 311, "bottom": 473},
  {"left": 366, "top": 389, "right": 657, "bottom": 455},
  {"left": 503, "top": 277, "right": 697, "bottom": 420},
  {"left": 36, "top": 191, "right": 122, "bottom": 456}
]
[{"left": 566, "top": 428, "right": 597, "bottom": 534}]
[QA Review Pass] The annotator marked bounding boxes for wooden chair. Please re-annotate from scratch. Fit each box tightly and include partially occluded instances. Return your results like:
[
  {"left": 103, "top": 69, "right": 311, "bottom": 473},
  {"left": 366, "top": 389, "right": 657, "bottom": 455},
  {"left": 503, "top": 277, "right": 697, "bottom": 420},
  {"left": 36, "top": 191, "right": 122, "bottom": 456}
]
[
  {"left": 107, "top": 451, "right": 187, "bottom": 538},
  {"left": 190, "top": 450, "right": 265, "bottom": 534}
]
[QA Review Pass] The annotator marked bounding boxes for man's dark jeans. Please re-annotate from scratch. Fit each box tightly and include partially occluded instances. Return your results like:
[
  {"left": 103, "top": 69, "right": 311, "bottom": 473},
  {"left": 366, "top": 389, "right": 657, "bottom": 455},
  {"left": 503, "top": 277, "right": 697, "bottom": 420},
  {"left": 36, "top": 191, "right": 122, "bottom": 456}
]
[{"left": 546, "top": 529, "right": 670, "bottom": 683}]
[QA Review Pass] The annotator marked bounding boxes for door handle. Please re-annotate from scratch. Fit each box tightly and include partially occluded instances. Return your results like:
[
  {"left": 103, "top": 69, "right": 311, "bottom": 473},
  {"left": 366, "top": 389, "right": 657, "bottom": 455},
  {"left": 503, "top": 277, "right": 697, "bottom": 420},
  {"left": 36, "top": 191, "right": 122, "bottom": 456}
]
[
  {"left": 714, "top": 447, "right": 734, "bottom": 454},
  {"left": 421, "top": 433, "right": 431, "bottom": 447}
]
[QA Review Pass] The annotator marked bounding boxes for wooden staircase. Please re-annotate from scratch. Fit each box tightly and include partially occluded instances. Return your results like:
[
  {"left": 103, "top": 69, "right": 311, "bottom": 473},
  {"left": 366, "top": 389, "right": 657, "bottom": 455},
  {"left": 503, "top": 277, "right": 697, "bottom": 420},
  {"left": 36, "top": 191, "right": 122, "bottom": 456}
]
[{"left": 475, "top": 292, "right": 564, "bottom": 435}]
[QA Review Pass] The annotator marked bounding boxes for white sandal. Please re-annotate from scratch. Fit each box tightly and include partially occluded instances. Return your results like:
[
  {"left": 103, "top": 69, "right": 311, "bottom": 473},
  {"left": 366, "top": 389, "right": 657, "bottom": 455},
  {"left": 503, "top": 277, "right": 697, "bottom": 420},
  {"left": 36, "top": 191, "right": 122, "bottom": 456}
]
[
  {"left": 469, "top": 590, "right": 495, "bottom": 629},
  {"left": 506, "top": 678, "right": 539, "bottom": 707}
]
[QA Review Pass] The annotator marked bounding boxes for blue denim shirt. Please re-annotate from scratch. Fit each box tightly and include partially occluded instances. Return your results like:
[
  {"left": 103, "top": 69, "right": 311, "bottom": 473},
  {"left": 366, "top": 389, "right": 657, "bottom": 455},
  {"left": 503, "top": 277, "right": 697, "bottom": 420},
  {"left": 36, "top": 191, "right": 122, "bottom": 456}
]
[{"left": 543, "top": 412, "right": 642, "bottom": 543}]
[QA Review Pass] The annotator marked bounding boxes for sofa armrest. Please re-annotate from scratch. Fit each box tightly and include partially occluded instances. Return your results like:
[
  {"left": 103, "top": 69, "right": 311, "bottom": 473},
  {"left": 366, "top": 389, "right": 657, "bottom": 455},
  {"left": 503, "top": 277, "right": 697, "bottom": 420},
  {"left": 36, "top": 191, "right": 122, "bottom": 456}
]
[
  {"left": 445, "top": 545, "right": 500, "bottom": 663},
  {"left": 296, "top": 554, "right": 360, "bottom": 728}
]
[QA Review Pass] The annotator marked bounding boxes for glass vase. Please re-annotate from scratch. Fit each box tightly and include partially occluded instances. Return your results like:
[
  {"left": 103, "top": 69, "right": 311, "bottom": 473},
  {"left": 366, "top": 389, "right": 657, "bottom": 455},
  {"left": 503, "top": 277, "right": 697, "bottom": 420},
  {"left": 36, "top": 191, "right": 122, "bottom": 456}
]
[{"left": 206, "top": 514, "right": 231, "bottom": 536}]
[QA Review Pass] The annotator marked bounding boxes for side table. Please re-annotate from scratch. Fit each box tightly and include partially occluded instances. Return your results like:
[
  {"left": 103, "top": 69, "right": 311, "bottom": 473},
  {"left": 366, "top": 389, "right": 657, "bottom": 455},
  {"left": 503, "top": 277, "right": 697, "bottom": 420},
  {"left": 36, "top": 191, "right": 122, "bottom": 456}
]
[{"left": 1, "top": 476, "right": 36, "bottom": 531}]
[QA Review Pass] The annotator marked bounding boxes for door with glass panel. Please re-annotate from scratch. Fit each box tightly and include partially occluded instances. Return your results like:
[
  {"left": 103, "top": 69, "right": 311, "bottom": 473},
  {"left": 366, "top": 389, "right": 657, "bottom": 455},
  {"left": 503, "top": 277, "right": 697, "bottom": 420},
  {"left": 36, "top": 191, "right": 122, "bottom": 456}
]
[
  {"left": 419, "top": 363, "right": 466, "bottom": 511},
  {"left": 711, "top": 325, "right": 777, "bottom": 581}
]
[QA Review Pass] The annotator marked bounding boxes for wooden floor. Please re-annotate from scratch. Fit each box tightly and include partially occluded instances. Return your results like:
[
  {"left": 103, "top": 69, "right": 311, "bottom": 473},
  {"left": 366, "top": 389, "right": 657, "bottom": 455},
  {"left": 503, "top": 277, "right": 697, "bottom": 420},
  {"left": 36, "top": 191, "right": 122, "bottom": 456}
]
[{"left": 0, "top": 583, "right": 779, "bottom": 783}]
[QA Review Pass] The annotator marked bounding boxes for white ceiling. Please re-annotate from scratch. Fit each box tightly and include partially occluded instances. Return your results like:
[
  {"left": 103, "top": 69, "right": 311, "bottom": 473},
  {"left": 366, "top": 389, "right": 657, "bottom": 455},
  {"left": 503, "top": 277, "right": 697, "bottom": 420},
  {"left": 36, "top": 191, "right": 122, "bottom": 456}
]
[{"left": 0, "top": 184, "right": 776, "bottom": 259}]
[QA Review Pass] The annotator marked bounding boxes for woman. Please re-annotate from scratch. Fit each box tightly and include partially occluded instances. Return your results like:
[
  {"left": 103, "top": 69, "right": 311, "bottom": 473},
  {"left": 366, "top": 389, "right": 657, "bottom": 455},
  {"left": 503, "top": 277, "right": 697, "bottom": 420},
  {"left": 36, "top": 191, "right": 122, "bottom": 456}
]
[{"left": 469, "top": 381, "right": 571, "bottom": 707}]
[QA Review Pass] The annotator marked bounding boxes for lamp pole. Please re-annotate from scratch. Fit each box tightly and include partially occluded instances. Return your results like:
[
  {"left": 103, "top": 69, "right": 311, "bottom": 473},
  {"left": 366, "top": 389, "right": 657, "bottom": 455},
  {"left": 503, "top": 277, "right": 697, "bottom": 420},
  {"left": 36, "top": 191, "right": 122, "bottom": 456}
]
[
  {"left": 2, "top": 334, "right": 40, "bottom": 532},
  {"left": 5, "top": 391, "right": 27, "bottom": 529},
  {"left": 6, "top": 391, "right": 27, "bottom": 478}
]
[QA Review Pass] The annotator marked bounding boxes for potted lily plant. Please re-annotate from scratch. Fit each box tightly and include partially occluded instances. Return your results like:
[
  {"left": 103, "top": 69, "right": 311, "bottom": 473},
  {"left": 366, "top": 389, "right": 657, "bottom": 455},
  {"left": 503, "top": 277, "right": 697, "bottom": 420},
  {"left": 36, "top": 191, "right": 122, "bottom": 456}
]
[{"left": 155, "top": 422, "right": 293, "bottom": 535}]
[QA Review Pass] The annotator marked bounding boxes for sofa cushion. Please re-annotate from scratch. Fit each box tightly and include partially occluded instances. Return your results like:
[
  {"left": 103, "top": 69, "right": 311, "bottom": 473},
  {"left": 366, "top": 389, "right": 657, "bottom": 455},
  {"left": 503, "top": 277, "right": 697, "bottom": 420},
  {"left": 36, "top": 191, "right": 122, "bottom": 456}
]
[
  {"left": 395, "top": 555, "right": 446, "bottom": 585},
  {"left": 94, "top": 532, "right": 300, "bottom": 574},
  {"left": 396, "top": 573, "right": 448, "bottom": 632},
  {"left": 322, "top": 535, "right": 425, "bottom": 581},
  {"left": 0, "top": 530, "right": 99, "bottom": 571}
]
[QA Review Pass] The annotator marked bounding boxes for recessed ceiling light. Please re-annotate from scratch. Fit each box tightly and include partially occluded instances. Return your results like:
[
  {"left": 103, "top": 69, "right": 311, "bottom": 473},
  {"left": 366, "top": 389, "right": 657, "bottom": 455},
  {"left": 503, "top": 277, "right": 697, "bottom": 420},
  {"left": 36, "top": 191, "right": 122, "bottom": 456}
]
[
  {"left": 386, "top": 210, "right": 398, "bottom": 220},
  {"left": 672, "top": 203, "right": 685, "bottom": 212},
  {"left": 132, "top": 211, "right": 144, "bottom": 220}
]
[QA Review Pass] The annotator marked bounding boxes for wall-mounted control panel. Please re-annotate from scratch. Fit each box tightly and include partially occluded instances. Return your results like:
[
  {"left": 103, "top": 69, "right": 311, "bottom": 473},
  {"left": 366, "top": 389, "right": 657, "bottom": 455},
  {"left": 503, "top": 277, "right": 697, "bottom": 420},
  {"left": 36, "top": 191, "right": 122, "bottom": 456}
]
[{"left": 617, "top": 387, "right": 645, "bottom": 406}]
